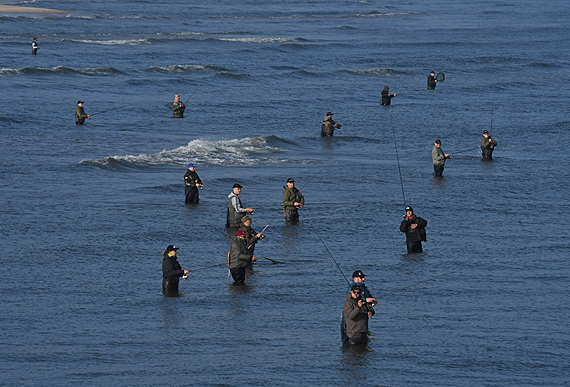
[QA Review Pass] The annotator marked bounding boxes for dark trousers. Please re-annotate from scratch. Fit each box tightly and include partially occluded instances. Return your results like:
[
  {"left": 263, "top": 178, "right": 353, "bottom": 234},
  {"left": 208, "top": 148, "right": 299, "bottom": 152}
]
[
  {"left": 32, "top": 49, "right": 38, "bottom": 55},
  {"left": 162, "top": 280, "right": 179, "bottom": 296},
  {"left": 433, "top": 164, "right": 445, "bottom": 176},
  {"left": 230, "top": 267, "right": 246, "bottom": 284},
  {"left": 185, "top": 186, "right": 199, "bottom": 204},
  {"left": 284, "top": 209, "right": 299, "bottom": 223},
  {"left": 482, "top": 150, "right": 494, "bottom": 160},
  {"left": 407, "top": 241, "right": 423, "bottom": 254},
  {"left": 381, "top": 97, "right": 391, "bottom": 106}
]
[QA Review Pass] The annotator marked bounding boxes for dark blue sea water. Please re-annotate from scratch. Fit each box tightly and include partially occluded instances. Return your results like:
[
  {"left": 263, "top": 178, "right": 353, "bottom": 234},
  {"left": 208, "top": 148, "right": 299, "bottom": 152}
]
[{"left": 1, "top": 0, "right": 569, "bottom": 386}]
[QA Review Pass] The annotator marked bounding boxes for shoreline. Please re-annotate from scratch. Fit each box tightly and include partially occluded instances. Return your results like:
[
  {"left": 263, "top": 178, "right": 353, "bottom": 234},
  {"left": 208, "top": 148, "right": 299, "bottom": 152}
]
[{"left": 0, "top": 5, "right": 69, "bottom": 14}]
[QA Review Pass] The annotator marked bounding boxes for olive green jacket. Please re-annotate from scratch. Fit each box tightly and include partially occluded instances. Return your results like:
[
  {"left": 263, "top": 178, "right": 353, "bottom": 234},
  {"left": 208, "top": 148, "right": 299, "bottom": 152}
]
[
  {"left": 283, "top": 187, "right": 304, "bottom": 210},
  {"left": 171, "top": 101, "right": 185, "bottom": 118}
]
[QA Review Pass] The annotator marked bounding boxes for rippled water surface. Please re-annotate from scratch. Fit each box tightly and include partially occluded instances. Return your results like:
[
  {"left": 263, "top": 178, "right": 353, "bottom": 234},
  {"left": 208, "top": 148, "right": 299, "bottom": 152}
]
[{"left": 1, "top": 0, "right": 569, "bottom": 386}]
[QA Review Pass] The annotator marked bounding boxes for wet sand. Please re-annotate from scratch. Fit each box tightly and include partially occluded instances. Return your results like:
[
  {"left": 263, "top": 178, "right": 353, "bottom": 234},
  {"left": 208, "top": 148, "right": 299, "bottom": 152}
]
[{"left": 0, "top": 5, "right": 68, "bottom": 14}]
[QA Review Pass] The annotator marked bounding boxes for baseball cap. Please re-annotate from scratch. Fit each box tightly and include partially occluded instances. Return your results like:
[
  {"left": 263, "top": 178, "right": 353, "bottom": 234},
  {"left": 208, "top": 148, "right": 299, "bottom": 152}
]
[
  {"left": 287, "top": 178, "right": 295, "bottom": 183},
  {"left": 352, "top": 270, "right": 365, "bottom": 278},
  {"left": 435, "top": 139, "right": 441, "bottom": 144},
  {"left": 236, "top": 230, "right": 248, "bottom": 237},
  {"left": 233, "top": 183, "right": 243, "bottom": 189},
  {"left": 166, "top": 245, "right": 179, "bottom": 252},
  {"left": 187, "top": 163, "right": 196, "bottom": 168}
]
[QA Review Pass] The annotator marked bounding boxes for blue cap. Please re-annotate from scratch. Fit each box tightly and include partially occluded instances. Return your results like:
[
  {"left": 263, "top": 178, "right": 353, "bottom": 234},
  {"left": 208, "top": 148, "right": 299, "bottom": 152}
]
[{"left": 187, "top": 163, "right": 196, "bottom": 168}]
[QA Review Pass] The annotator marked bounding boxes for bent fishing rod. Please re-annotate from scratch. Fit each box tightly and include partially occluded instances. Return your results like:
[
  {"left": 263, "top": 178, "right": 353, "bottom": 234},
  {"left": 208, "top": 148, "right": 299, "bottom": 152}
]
[
  {"left": 387, "top": 113, "right": 407, "bottom": 209},
  {"left": 376, "top": 270, "right": 456, "bottom": 300},
  {"left": 89, "top": 104, "right": 130, "bottom": 117},
  {"left": 308, "top": 224, "right": 350, "bottom": 285}
]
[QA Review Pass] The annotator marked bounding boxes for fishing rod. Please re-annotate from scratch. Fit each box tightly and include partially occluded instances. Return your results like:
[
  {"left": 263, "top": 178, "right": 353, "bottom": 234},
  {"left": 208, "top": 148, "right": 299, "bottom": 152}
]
[
  {"left": 308, "top": 224, "right": 350, "bottom": 285},
  {"left": 255, "top": 161, "right": 335, "bottom": 235},
  {"left": 440, "top": 47, "right": 462, "bottom": 74},
  {"left": 164, "top": 88, "right": 199, "bottom": 109},
  {"left": 185, "top": 262, "right": 227, "bottom": 273},
  {"left": 89, "top": 104, "right": 130, "bottom": 117},
  {"left": 388, "top": 113, "right": 407, "bottom": 209},
  {"left": 376, "top": 270, "right": 456, "bottom": 299},
  {"left": 451, "top": 147, "right": 479, "bottom": 155}
]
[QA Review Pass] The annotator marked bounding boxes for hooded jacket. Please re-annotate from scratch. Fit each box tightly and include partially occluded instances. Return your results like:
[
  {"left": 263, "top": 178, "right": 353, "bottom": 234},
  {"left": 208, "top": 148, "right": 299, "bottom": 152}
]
[
  {"left": 227, "top": 192, "right": 246, "bottom": 227},
  {"left": 282, "top": 186, "right": 305, "bottom": 211},
  {"left": 321, "top": 116, "right": 340, "bottom": 137},
  {"left": 481, "top": 136, "right": 498, "bottom": 159},
  {"left": 343, "top": 293, "right": 374, "bottom": 334},
  {"left": 229, "top": 238, "right": 253, "bottom": 269},
  {"left": 400, "top": 214, "right": 427, "bottom": 244},
  {"left": 432, "top": 145, "right": 447, "bottom": 165},
  {"left": 162, "top": 254, "right": 184, "bottom": 284}
]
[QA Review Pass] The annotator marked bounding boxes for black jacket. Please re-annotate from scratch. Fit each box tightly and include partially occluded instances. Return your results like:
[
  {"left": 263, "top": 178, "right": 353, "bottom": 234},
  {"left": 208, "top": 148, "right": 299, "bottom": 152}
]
[
  {"left": 343, "top": 294, "right": 374, "bottom": 334},
  {"left": 427, "top": 75, "right": 436, "bottom": 90},
  {"left": 163, "top": 254, "right": 184, "bottom": 284},
  {"left": 400, "top": 215, "right": 427, "bottom": 244}
]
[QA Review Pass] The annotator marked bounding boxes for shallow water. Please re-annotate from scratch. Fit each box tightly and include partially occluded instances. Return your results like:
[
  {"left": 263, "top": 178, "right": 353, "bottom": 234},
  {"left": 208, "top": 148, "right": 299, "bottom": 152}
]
[{"left": 1, "top": 0, "right": 569, "bottom": 386}]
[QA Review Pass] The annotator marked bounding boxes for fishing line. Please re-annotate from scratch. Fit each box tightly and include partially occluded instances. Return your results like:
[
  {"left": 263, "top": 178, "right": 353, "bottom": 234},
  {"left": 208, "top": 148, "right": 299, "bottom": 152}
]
[
  {"left": 308, "top": 224, "right": 350, "bottom": 285},
  {"left": 387, "top": 113, "right": 407, "bottom": 209},
  {"left": 89, "top": 104, "right": 130, "bottom": 117},
  {"left": 186, "top": 263, "right": 226, "bottom": 273},
  {"left": 376, "top": 270, "right": 456, "bottom": 299},
  {"left": 440, "top": 47, "right": 462, "bottom": 74},
  {"left": 165, "top": 88, "right": 199, "bottom": 109}
]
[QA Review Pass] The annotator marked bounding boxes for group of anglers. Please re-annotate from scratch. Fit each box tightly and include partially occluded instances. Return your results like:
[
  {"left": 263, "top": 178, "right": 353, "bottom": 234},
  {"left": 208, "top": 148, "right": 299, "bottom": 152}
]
[{"left": 162, "top": 71, "right": 496, "bottom": 345}]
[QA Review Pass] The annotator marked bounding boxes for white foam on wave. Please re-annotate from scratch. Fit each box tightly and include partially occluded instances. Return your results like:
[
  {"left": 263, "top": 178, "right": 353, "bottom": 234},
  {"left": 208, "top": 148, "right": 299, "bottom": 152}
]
[
  {"left": 149, "top": 64, "right": 227, "bottom": 72},
  {"left": 217, "top": 37, "right": 300, "bottom": 43},
  {"left": 84, "top": 137, "right": 286, "bottom": 168},
  {"left": 70, "top": 38, "right": 151, "bottom": 45}
]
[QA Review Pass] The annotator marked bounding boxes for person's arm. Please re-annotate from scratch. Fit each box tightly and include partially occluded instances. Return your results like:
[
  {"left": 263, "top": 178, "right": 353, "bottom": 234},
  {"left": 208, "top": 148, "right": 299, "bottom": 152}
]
[
  {"left": 417, "top": 217, "right": 427, "bottom": 228},
  {"left": 163, "top": 258, "right": 185, "bottom": 278},
  {"left": 231, "top": 196, "right": 245, "bottom": 212},
  {"left": 400, "top": 220, "right": 409, "bottom": 233},
  {"left": 171, "top": 102, "right": 180, "bottom": 113},
  {"left": 344, "top": 301, "right": 361, "bottom": 321},
  {"left": 282, "top": 190, "right": 294, "bottom": 208}
]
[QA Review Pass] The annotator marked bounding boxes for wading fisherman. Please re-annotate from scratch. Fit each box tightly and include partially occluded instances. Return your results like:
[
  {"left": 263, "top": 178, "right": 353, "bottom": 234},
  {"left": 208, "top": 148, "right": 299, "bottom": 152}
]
[
  {"left": 75, "top": 101, "right": 90, "bottom": 125},
  {"left": 400, "top": 206, "right": 427, "bottom": 253},
  {"left": 432, "top": 139, "right": 450, "bottom": 177},
  {"left": 427, "top": 71, "right": 437, "bottom": 90},
  {"left": 226, "top": 184, "right": 255, "bottom": 228},
  {"left": 282, "top": 178, "right": 304, "bottom": 223},
  {"left": 162, "top": 245, "right": 189, "bottom": 296},
  {"left": 240, "top": 216, "right": 264, "bottom": 256},
  {"left": 321, "top": 112, "right": 341, "bottom": 137},
  {"left": 170, "top": 94, "right": 185, "bottom": 118},
  {"left": 343, "top": 285, "right": 375, "bottom": 345},
  {"left": 481, "top": 130, "right": 498, "bottom": 160},
  {"left": 346, "top": 270, "right": 377, "bottom": 306},
  {"left": 228, "top": 229, "right": 257, "bottom": 284},
  {"left": 184, "top": 163, "right": 203, "bottom": 204},
  {"left": 31, "top": 38, "right": 39, "bottom": 55},
  {"left": 380, "top": 86, "right": 397, "bottom": 106}
]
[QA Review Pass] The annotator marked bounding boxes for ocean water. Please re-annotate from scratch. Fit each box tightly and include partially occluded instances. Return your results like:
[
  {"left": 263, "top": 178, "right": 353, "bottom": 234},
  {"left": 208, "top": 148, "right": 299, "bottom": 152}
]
[{"left": 1, "top": 0, "right": 569, "bottom": 386}]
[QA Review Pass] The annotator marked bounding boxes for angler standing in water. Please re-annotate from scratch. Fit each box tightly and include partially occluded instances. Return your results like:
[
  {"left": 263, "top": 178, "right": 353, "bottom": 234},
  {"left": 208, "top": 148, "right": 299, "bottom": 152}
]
[
  {"left": 346, "top": 270, "right": 377, "bottom": 306},
  {"left": 239, "top": 215, "right": 264, "bottom": 256},
  {"left": 400, "top": 206, "right": 427, "bottom": 254},
  {"left": 380, "top": 86, "right": 397, "bottom": 106},
  {"left": 170, "top": 94, "right": 185, "bottom": 118},
  {"left": 31, "top": 38, "right": 39, "bottom": 55},
  {"left": 427, "top": 71, "right": 437, "bottom": 90},
  {"left": 226, "top": 184, "right": 255, "bottom": 228},
  {"left": 282, "top": 178, "right": 304, "bottom": 224},
  {"left": 184, "top": 163, "right": 203, "bottom": 204},
  {"left": 343, "top": 285, "right": 375, "bottom": 345},
  {"left": 228, "top": 229, "right": 257, "bottom": 284},
  {"left": 481, "top": 130, "right": 498, "bottom": 160},
  {"left": 75, "top": 101, "right": 90, "bottom": 125},
  {"left": 321, "top": 112, "right": 341, "bottom": 137},
  {"left": 162, "top": 245, "right": 189, "bottom": 296},
  {"left": 432, "top": 139, "right": 451, "bottom": 177}
]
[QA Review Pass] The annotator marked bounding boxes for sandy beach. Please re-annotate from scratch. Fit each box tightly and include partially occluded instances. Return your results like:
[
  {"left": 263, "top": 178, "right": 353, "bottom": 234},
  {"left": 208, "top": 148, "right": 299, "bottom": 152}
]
[{"left": 0, "top": 5, "right": 68, "bottom": 14}]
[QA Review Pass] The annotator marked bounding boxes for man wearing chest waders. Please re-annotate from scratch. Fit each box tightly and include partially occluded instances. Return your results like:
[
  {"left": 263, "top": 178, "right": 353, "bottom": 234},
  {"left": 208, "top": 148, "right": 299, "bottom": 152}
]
[
  {"left": 481, "top": 130, "right": 498, "bottom": 160},
  {"left": 427, "top": 71, "right": 437, "bottom": 90},
  {"left": 400, "top": 206, "right": 427, "bottom": 253},
  {"left": 170, "top": 94, "right": 185, "bottom": 118},
  {"left": 432, "top": 139, "right": 451, "bottom": 177},
  {"left": 282, "top": 178, "right": 304, "bottom": 224},
  {"left": 75, "top": 101, "right": 90, "bottom": 125},
  {"left": 226, "top": 184, "right": 255, "bottom": 228}
]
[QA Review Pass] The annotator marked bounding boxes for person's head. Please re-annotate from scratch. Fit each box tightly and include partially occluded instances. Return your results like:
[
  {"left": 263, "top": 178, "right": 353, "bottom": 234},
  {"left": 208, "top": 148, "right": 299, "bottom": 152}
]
[
  {"left": 241, "top": 216, "right": 252, "bottom": 227},
  {"left": 352, "top": 270, "right": 366, "bottom": 284},
  {"left": 33, "top": 38, "right": 37, "bottom": 42},
  {"left": 383, "top": 86, "right": 389, "bottom": 91},
  {"left": 286, "top": 177, "right": 295, "bottom": 188},
  {"left": 77, "top": 100, "right": 84, "bottom": 106},
  {"left": 326, "top": 111, "right": 333, "bottom": 118},
  {"left": 187, "top": 162, "right": 196, "bottom": 171},
  {"left": 236, "top": 230, "right": 248, "bottom": 240},
  {"left": 174, "top": 94, "right": 180, "bottom": 102},
  {"left": 435, "top": 139, "right": 441, "bottom": 147},
  {"left": 232, "top": 183, "right": 243, "bottom": 195},
  {"left": 483, "top": 130, "right": 489, "bottom": 138},
  {"left": 166, "top": 245, "right": 179, "bottom": 255},
  {"left": 430, "top": 71, "right": 435, "bottom": 75},
  {"left": 405, "top": 206, "right": 414, "bottom": 217},
  {"left": 350, "top": 285, "right": 362, "bottom": 299}
]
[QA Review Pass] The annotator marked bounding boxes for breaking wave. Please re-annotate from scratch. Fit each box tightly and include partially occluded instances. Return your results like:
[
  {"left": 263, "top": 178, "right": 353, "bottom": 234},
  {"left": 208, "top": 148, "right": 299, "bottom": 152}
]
[
  {"left": 0, "top": 66, "right": 123, "bottom": 76},
  {"left": 148, "top": 64, "right": 230, "bottom": 73},
  {"left": 81, "top": 136, "right": 290, "bottom": 170},
  {"left": 341, "top": 68, "right": 407, "bottom": 76},
  {"left": 67, "top": 38, "right": 152, "bottom": 45}
]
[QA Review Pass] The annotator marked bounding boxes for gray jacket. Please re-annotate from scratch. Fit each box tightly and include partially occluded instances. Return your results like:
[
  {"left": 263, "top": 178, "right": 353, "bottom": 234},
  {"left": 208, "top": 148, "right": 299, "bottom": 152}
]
[
  {"left": 229, "top": 238, "right": 252, "bottom": 269},
  {"left": 432, "top": 145, "right": 447, "bottom": 165},
  {"left": 227, "top": 192, "right": 246, "bottom": 227},
  {"left": 343, "top": 293, "right": 374, "bottom": 334}
]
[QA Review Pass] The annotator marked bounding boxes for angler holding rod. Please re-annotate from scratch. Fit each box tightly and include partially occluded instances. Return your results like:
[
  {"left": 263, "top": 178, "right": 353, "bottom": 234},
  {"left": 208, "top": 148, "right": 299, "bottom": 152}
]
[
  {"left": 165, "top": 89, "right": 198, "bottom": 118},
  {"left": 428, "top": 47, "right": 462, "bottom": 89}
]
